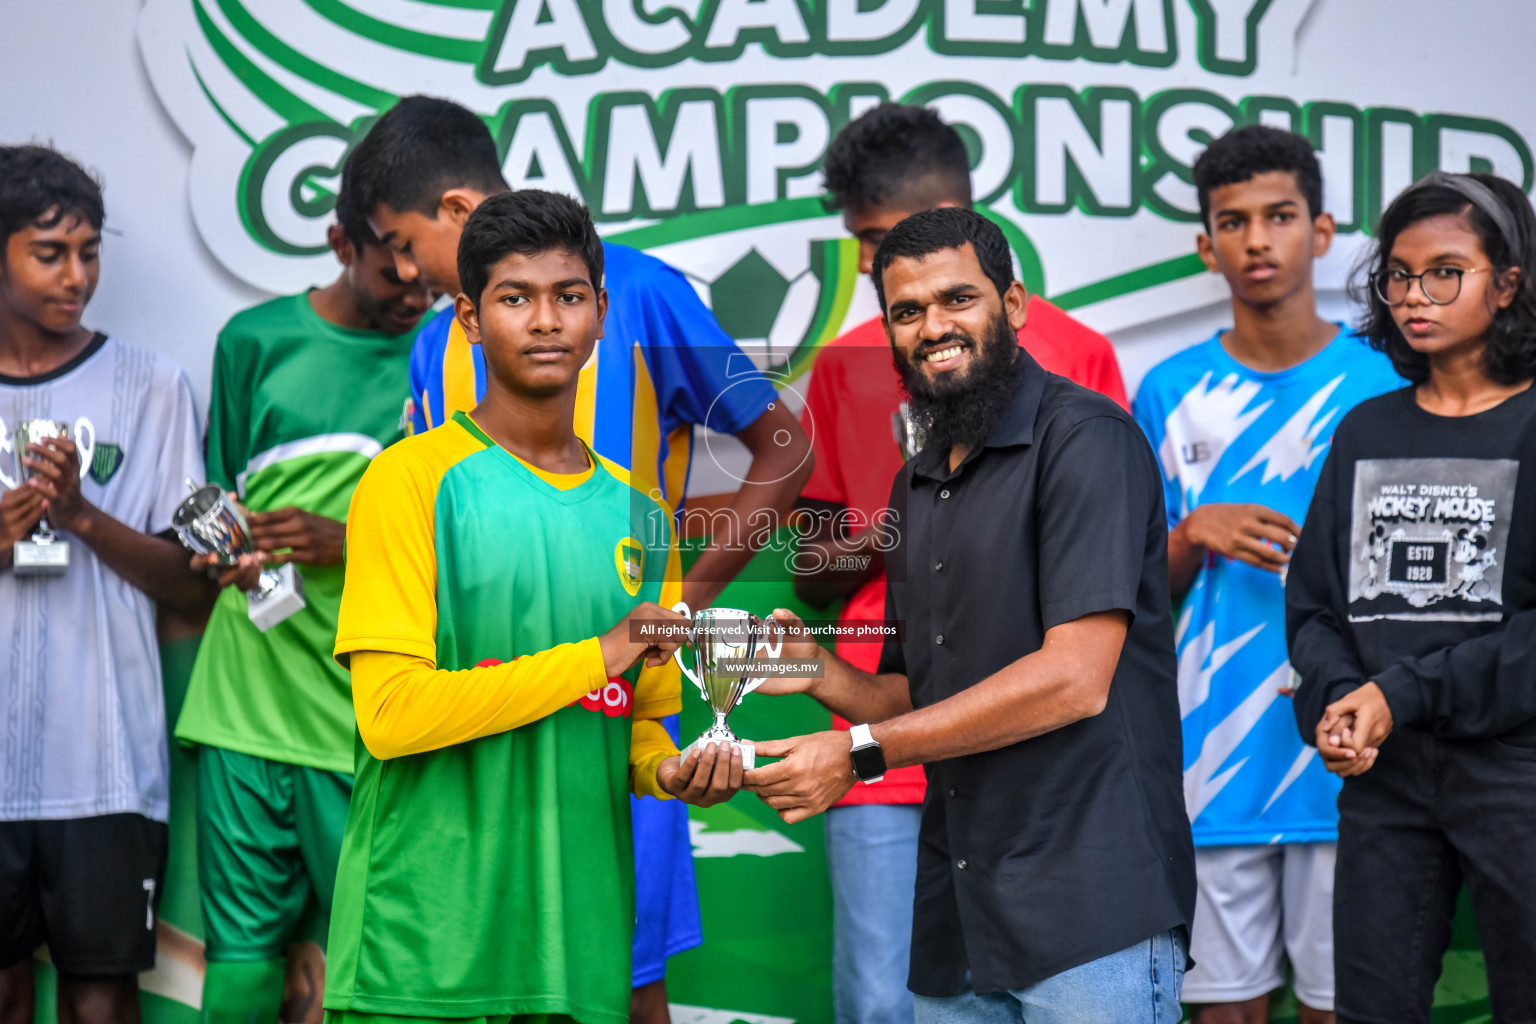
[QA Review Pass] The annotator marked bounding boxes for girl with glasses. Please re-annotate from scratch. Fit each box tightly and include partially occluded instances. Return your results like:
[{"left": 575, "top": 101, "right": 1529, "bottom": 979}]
[{"left": 1285, "top": 170, "right": 1536, "bottom": 1024}]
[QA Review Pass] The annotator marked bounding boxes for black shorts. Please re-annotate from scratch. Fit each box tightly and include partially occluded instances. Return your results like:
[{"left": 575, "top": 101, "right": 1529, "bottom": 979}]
[{"left": 0, "top": 814, "right": 168, "bottom": 975}]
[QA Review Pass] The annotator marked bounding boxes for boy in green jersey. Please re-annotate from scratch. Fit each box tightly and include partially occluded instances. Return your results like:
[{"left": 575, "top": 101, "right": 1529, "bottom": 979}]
[
  {"left": 176, "top": 186, "right": 435, "bottom": 1022},
  {"left": 325, "top": 189, "right": 741, "bottom": 1023}
]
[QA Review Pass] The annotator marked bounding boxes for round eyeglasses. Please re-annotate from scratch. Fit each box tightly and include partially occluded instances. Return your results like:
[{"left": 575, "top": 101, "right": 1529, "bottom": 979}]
[{"left": 1373, "top": 266, "right": 1491, "bottom": 307}]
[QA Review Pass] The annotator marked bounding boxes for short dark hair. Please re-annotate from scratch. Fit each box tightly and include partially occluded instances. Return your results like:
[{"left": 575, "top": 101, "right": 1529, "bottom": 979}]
[
  {"left": 332, "top": 172, "right": 378, "bottom": 251},
  {"left": 1193, "top": 125, "right": 1323, "bottom": 228},
  {"left": 823, "top": 103, "right": 972, "bottom": 213},
  {"left": 1355, "top": 171, "right": 1536, "bottom": 386},
  {"left": 871, "top": 207, "right": 1012, "bottom": 312},
  {"left": 0, "top": 145, "right": 104, "bottom": 245},
  {"left": 343, "top": 95, "right": 507, "bottom": 222},
  {"left": 458, "top": 190, "right": 604, "bottom": 307}
]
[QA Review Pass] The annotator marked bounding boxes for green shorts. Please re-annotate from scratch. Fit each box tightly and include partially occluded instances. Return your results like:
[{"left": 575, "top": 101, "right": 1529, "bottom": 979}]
[{"left": 196, "top": 744, "right": 353, "bottom": 960}]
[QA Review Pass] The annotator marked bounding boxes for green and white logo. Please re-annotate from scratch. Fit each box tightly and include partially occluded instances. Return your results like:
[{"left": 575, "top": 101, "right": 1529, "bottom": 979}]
[
  {"left": 88, "top": 442, "right": 124, "bottom": 486},
  {"left": 138, "top": 0, "right": 1533, "bottom": 370}
]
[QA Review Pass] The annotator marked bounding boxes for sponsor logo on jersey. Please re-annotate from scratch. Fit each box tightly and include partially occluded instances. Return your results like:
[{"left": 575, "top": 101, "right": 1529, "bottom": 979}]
[
  {"left": 89, "top": 442, "right": 124, "bottom": 485},
  {"left": 615, "top": 537, "right": 644, "bottom": 596},
  {"left": 577, "top": 677, "right": 634, "bottom": 718}
]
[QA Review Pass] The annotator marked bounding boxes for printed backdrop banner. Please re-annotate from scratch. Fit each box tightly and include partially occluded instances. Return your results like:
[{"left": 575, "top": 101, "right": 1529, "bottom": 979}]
[
  {"left": 10, "top": 1, "right": 1533, "bottom": 1021},
  {"left": 135, "top": 0, "right": 1534, "bottom": 378}
]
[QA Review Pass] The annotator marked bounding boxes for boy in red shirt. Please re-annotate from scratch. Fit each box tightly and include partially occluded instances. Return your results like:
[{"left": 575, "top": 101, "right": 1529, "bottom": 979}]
[{"left": 792, "top": 103, "right": 1127, "bottom": 1024}]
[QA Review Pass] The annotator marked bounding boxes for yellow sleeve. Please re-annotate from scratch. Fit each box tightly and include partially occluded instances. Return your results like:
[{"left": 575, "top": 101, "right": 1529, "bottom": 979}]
[
  {"left": 630, "top": 717, "right": 680, "bottom": 800},
  {"left": 334, "top": 443, "right": 445, "bottom": 667},
  {"left": 630, "top": 539, "right": 684, "bottom": 798},
  {"left": 350, "top": 643, "right": 609, "bottom": 760},
  {"left": 633, "top": 533, "right": 685, "bottom": 720}
]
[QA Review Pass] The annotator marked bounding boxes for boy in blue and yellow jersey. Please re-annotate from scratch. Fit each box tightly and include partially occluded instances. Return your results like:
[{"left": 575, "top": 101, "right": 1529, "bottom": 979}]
[
  {"left": 325, "top": 189, "right": 741, "bottom": 1024},
  {"left": 341, "top": 96, "right": 814, "bottom": 1019}
]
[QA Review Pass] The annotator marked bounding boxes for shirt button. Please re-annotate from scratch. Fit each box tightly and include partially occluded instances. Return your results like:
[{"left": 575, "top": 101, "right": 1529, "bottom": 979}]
[
  {"left": 936, "top": 634, "right": 945, "bottom": 645},
  {"left": 934, "top": 561, "right": 943, "bottom": 572},
  {"left": 940, "top": 489, "right": 951, "bottom": 499},
  {"left": 957, "top": 859, "right": 967, "bottom": 870}
]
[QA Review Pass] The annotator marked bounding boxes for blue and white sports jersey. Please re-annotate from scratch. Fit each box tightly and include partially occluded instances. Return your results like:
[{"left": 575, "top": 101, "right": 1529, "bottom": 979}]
[{"left": 1133, "top": 328, "right": 1403, "bottom": 845}]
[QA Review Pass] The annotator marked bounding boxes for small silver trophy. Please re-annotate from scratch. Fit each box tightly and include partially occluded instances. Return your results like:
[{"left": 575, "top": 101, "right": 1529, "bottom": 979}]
[
  {"left": 671, "top": 602, "right": 783, "bottom": 770},
  {"left": 891, "top": 400, "right": 926, "bottom": 461},
  {"left": 172, "top": 481, "right": 306, "bottom": 632},
  {"left": 0, "top": 416, "right": 95, "bottom": 575}
]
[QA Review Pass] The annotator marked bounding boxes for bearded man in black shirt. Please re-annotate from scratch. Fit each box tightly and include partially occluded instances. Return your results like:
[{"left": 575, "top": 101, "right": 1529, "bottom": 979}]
[{"left": 745, "top": 208, "right": 1195, "bottom": 1023}]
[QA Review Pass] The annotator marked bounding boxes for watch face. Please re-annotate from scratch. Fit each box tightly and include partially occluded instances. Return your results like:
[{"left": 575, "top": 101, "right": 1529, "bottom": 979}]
[{"left": 851, "top": 742, "right": 886, "bottom": 781}]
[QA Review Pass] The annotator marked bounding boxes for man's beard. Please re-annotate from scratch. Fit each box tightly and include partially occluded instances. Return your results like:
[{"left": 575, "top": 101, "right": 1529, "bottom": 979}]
[{"left": 894, "top": 313, "right": 1025, "bottom": 456}]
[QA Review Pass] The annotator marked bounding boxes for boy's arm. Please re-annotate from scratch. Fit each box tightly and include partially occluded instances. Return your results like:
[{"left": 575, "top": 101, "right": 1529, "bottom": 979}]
[
  {"left": 23, "top": 440, "right": 207, "bottom": 608},
  {"left": 20, "top": 362, "right": 210, "bottom": 610},
  {"left": 641, "top": 264, "right": 813, "bottom": 608},
  {"left": 1131, "top": 378, "right": 1299, "bottom": 597},
  {"left": 350, "top": 645, "right": 606, "bottom": 759}
]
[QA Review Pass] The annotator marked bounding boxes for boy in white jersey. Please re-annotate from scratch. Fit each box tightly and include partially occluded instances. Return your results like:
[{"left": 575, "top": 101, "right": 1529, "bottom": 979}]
[
  {"left": 1133, "top": 126, "right": 1402, "bottom": 1024},
  {"left": 0, "top": 146, "right": 208, "bottom": 1023}
]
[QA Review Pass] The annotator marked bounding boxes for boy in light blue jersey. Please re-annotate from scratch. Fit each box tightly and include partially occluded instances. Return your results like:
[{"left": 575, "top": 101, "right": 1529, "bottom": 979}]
[{"left": 1133, "top": 126, "right": 1402, "bottom": 1024}]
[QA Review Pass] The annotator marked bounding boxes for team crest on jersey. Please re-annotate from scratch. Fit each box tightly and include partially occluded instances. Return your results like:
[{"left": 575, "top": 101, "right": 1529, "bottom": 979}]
[
  {"left": 615, "top": 537, "right": 644, "bottom": 596},
  {"left": 89, "top": 443, "right": 124, "bottom": 485}
]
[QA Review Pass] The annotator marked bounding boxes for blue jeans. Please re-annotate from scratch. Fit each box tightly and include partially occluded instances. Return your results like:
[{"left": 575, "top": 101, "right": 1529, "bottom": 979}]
[
  {"left": 912, "top": 929, "right": 1188, "bottom": 1024},
  {"left": 826, "top": 803, "right": 924, "bottom": 1024}
]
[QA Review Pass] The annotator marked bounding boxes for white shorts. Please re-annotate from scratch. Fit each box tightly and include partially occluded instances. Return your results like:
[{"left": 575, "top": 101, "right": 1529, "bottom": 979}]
[{"left": 1181, "top": 842, "right": 1336, "bottom": 1010}]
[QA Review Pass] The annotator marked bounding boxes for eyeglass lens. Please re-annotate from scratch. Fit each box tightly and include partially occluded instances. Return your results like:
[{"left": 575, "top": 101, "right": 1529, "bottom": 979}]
[{"left": 1376, "top": 268, "right": 1463, "bottom": 306}]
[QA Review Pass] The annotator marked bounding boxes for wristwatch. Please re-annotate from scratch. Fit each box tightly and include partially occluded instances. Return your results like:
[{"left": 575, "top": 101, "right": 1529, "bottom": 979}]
[{"left": 848, "top": 723, "right": 886, "bottom": 784}]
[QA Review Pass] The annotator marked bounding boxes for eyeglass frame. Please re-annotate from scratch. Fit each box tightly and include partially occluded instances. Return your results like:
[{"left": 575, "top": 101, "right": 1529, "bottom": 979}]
[{"left": 1372, "top": 265, "right": 1493, "bottom": 307}]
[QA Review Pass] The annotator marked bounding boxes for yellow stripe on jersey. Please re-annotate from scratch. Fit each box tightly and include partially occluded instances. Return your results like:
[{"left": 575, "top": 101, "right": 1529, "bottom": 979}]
[
  {"left": 575, "top": 341, "right": 599, "bottom": 444},
  {"left": 441, "top": 317, "right": 478, "bottom": 425},
  {"left": 333, "top": 421, "right": 485, "bottom": 668},
  {"left": 590, "top": 447, "right": 685, "bottom": 715}
]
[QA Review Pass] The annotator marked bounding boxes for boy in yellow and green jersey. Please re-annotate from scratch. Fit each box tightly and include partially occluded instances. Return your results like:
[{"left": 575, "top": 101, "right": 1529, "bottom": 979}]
[{"left": 324, "top": 189, "right": 742, "bottom": 1024}]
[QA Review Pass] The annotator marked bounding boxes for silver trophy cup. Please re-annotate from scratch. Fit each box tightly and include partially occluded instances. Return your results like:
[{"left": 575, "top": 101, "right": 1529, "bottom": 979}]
[
  {"left": 0, "top": 416, "right": 95, "bottom": 575},
  {"left": 671, "top": 602, "right": 783, "bottom": 770},
  {"left": 171, "top": 481, "right": 306, "bottom": 632},
  {"left": 891, "top": 400, "right": 926, "bottom": 462}
]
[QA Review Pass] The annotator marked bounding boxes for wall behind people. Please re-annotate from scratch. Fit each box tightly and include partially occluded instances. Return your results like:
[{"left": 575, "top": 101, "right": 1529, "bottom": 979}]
[
  {"left": 3, "top": 0, "right": 1532, "bottom": 439},
  {"left": 1, "top": 3, "right": 1530, "bottom": 1023}
]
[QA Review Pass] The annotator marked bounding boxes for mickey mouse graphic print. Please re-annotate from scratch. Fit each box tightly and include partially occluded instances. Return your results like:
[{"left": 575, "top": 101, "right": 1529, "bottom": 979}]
[{"left": 1349, "top": 458, "right": 1516, "bottom": 620}]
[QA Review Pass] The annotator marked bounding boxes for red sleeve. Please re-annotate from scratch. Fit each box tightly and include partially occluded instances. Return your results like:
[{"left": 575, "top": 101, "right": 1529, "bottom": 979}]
[
  {"left": 1019, "top": 297, "right": 1129, "bottom": 410},
  {"left": 798, "top": 342, "right": 846, "bottom": 505}
]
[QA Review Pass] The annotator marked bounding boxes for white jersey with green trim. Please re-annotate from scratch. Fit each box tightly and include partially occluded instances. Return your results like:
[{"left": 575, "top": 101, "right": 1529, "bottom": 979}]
[{"left": 1, "top": 333, "right": 204, "bottom": 822}]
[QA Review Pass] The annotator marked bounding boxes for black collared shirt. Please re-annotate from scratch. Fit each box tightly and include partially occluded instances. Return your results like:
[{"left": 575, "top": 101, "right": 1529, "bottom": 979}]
[{"left": 878, "top": 352, "right": 1195, "bottom": 996}]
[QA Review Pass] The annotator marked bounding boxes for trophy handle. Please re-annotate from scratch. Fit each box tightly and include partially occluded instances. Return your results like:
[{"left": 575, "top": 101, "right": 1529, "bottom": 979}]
[
  {"left": 669, "top": 601, "right": 705, "bottom": 693},
  {"left": 73, "top": 417, "right": 95, "bottom": 472},
  {"left": 0, "top": 414, "right": 17, "bottom": 490}
]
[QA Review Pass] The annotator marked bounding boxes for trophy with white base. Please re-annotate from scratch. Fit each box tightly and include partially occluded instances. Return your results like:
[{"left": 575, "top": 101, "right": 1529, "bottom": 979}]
[
  {"left": 0, "top": 416, "right": 95, "bottom": 575},
  {"left": 172, "top": 481, "right": 306, "bottom": 632},
  {"left": 671, "top": 602, "right": 783, "bottom": 770}
]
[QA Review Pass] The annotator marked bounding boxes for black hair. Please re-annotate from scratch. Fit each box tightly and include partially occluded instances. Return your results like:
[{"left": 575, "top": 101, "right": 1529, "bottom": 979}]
[
  {"left": 823, "top": 103, "right": 972, "bottom": 213},
  {"left": 1192, "top": 124, "right": 1324, "bottom": 229},
  {"left": 457, "top": 189, "right": 604, "bottom": 306},
  {"left": 0, "top": 145, "right": 104, "bottom": 245},
  {"left": 332, "top": 171, "right": 378, "bottom": 251},
  {"left": 871, "top": 207, "right": 1012, "bottom": 312},
  {"left": 1354, "top": 171, "right": 1536, "bottom": 386},
  {"left": 342, "top": 95, "right": 507, "bottom": 222}
]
